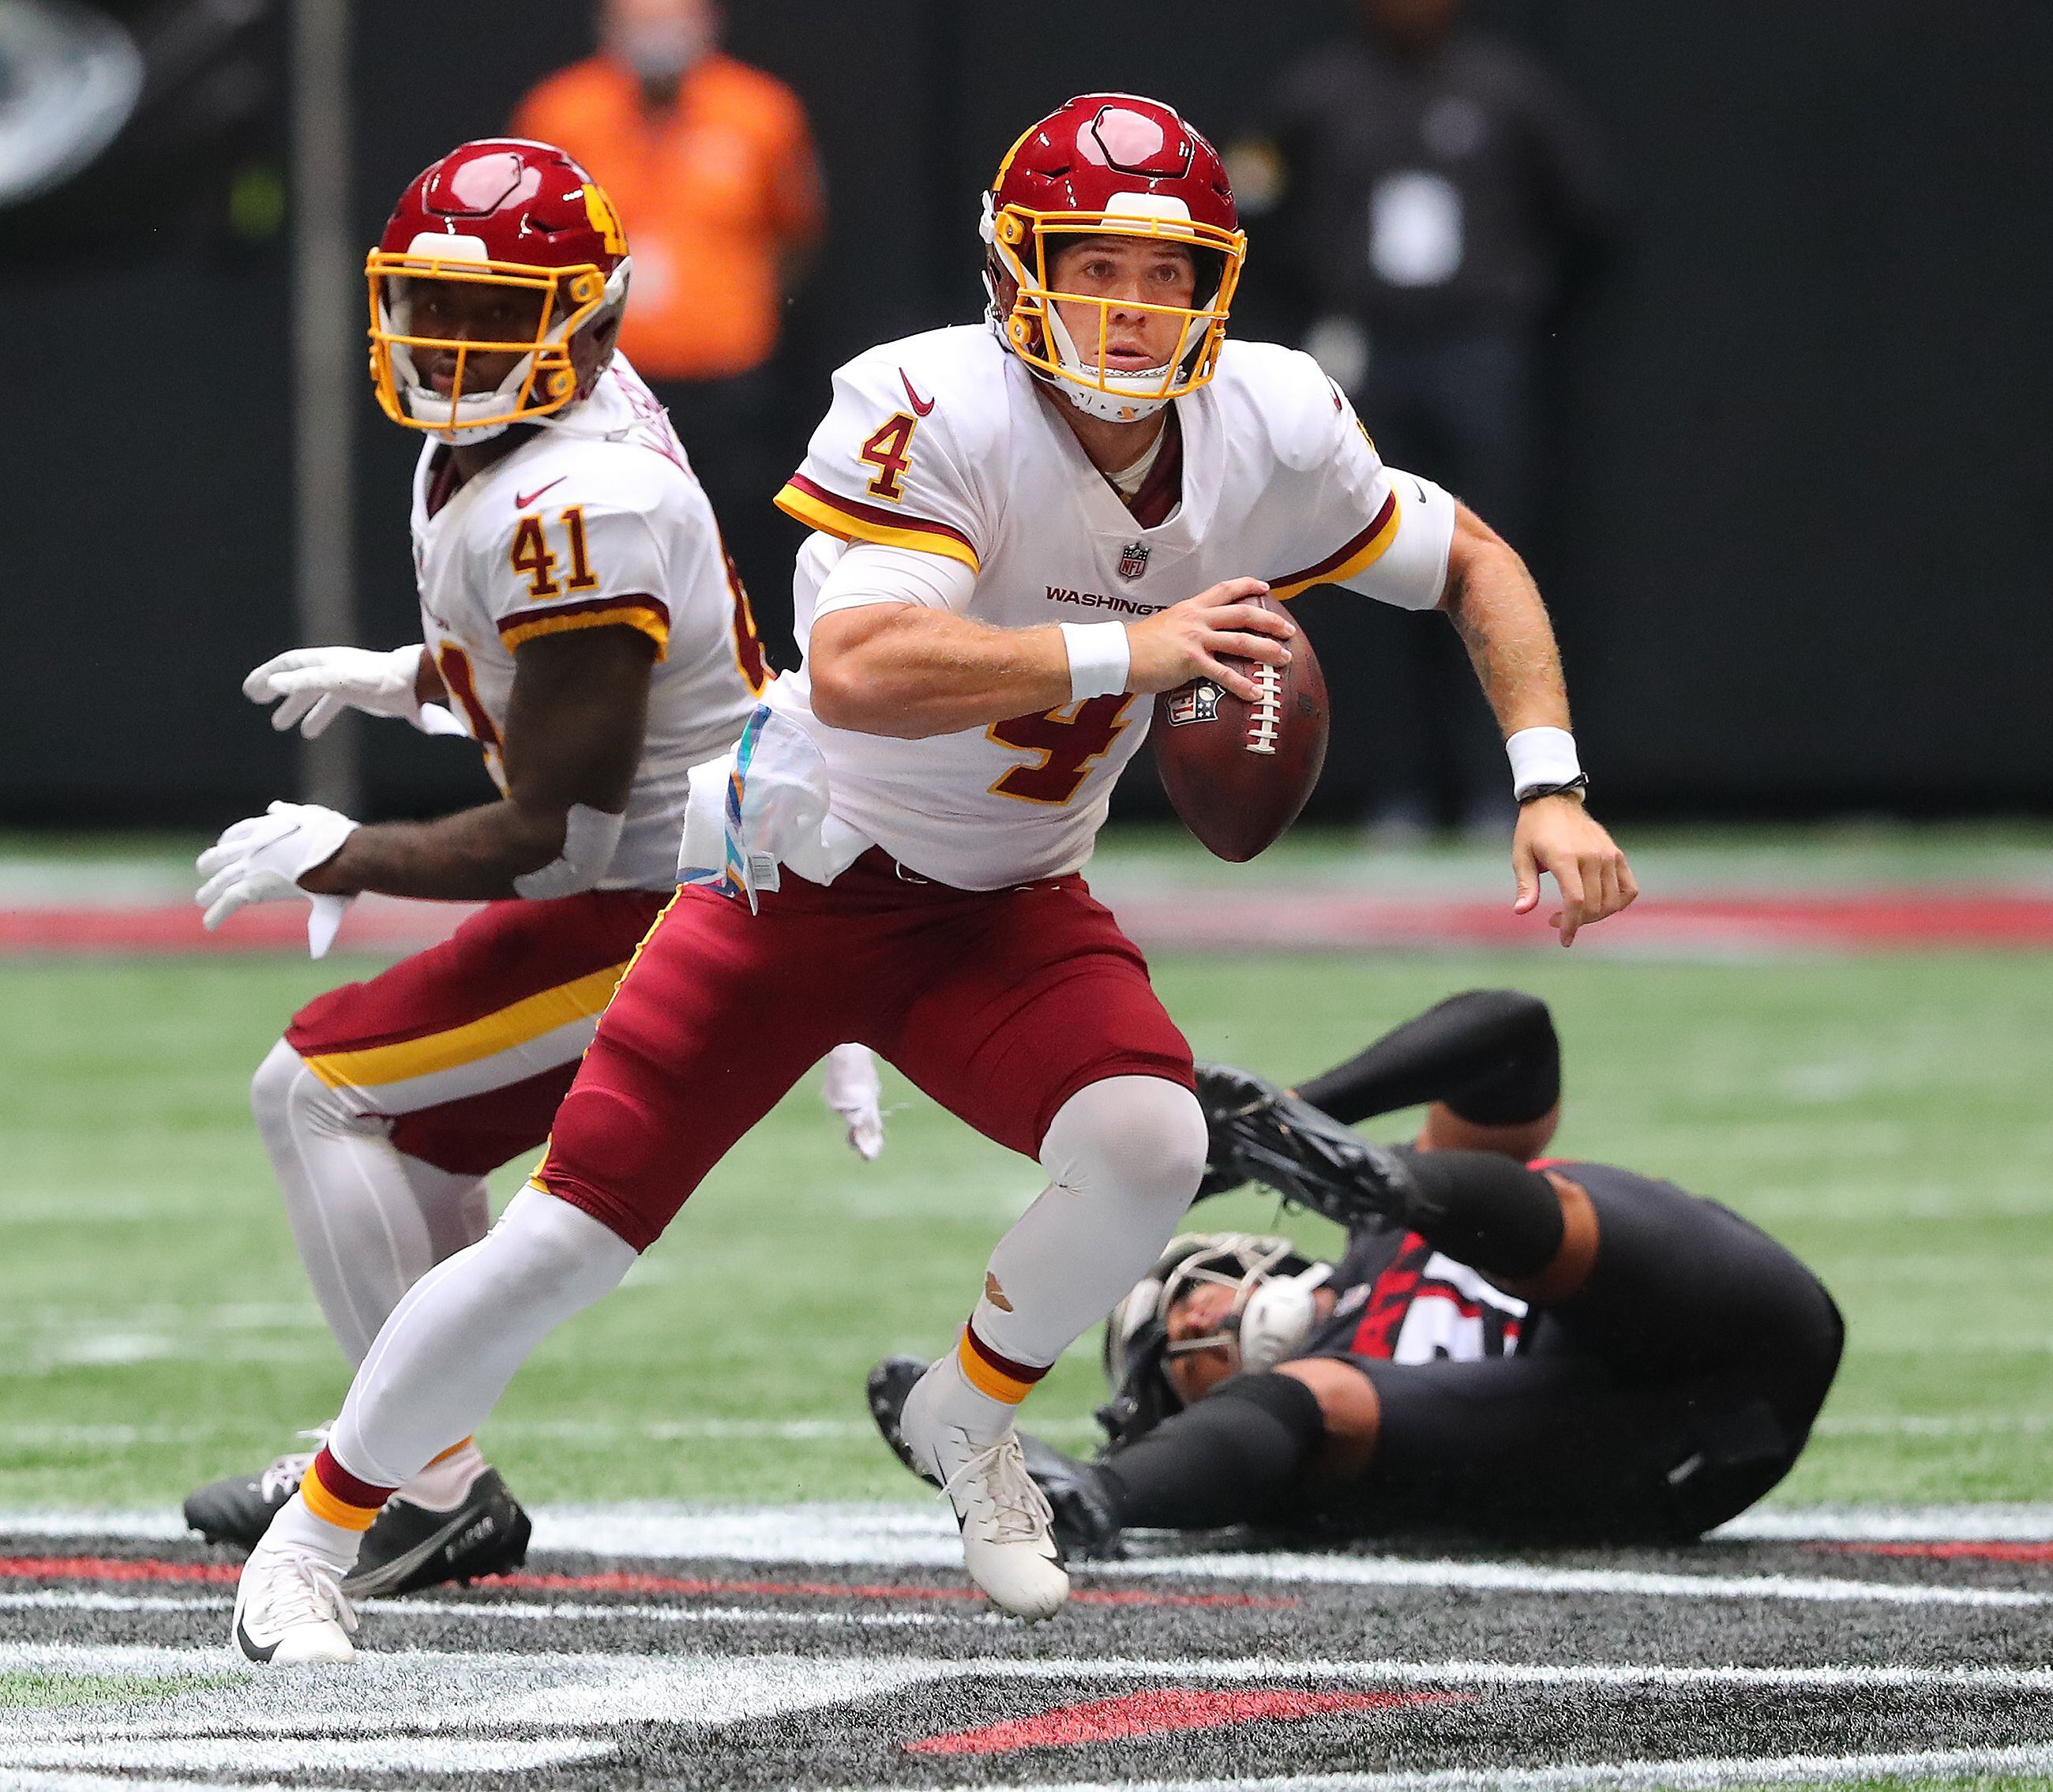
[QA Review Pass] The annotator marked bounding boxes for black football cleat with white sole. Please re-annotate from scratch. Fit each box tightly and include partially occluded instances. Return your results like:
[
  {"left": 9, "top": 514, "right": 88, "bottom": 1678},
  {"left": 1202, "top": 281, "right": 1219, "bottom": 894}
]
[
  {"left": 186, "top": 1436, "right": 325, "bottom": 1551},
  {"left": 1195, "top": 1061, "right": 1424, "bottom": 1231},
  {"left": 343, "top": 1467, "right": 531, "bottom": 1598}
]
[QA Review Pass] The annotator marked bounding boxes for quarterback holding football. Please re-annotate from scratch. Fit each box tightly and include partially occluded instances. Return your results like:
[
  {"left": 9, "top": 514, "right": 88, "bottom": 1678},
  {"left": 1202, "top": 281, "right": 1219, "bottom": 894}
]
[{"left": 228, "top": 96, "right": 1635, "bottom": 1662}]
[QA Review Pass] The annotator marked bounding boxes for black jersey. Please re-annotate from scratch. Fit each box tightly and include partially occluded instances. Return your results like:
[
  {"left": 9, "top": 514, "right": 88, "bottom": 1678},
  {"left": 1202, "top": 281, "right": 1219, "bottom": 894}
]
[
  {"left": 1306, "top": 1219, "right": 1529, "bottom": 1363},
  {"left": 1304, "top": 1158, "right": 1676, "bottom": 1365}
]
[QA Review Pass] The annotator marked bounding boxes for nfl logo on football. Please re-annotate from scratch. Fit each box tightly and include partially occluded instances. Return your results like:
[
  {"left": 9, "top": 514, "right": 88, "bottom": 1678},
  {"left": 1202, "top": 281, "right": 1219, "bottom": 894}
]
[
  {"left": 1117, "top": 541, "right": 1151, "bottom": 580},
  {"left": 1165, "top": 681, "right": 1223, "bottom": 727}
]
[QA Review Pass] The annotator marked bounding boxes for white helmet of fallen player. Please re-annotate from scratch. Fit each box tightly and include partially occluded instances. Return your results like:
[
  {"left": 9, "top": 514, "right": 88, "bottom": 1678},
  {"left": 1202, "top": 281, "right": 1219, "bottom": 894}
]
[{"left": 1098, "top": 1232, "right": 1330, "bottom": 1445}]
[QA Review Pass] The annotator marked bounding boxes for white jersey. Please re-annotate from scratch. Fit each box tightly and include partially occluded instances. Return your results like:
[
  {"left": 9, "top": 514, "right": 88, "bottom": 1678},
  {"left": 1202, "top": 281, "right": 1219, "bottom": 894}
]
[
  {"left": 410, "top": 355, "right": 769, "bottom": 891},
  {"left": 768, "top": 326, "right": 1455, "bottom": 889}
]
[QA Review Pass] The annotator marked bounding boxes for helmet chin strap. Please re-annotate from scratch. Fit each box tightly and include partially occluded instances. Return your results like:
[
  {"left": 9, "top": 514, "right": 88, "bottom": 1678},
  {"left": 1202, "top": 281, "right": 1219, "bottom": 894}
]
[{"left": 1042, "top": 302, "right": 1180, "bottom": 423}]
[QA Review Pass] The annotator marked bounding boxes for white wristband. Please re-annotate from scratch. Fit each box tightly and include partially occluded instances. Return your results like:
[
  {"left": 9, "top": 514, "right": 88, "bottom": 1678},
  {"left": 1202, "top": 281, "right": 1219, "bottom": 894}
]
[
  {"left": 1507, "top": 726, "right": 1582, "bottom": 800},
  {"left": 1060, "top": 622, "right": 1131, "bottom": 702}
]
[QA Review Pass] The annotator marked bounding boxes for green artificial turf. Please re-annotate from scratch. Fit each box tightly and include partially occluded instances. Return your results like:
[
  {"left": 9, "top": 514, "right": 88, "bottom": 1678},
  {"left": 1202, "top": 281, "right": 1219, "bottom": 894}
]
[
  {"left": 0, "top": 945, "right": 2048, "bottom": 1511},
  {"left": 0, "top": 1670, "right": 235, "bottom": 1710}
]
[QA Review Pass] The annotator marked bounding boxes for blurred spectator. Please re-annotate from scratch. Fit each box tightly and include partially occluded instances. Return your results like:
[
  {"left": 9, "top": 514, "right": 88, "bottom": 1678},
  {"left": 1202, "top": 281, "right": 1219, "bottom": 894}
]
[
  {"left": 513, "top": 0, "right": 824, "bottom": 622},
  {"left": 1231, "top": 0, "right": 1619, "bottom": 840}
]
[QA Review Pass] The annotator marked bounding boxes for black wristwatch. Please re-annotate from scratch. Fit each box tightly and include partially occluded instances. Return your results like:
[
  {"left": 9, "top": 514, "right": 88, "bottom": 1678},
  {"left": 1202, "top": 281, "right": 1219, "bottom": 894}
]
[{"left": 1517, "top": 774, "right": 1590, "bottom": 805}]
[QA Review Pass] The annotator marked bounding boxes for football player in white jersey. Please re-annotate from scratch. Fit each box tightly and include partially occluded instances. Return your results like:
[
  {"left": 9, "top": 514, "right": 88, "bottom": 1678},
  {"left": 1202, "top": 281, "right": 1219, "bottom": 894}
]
[
  {"left": 189, "top": 139, "right": 880, "bottom": 1618},
  {"left": 227, "top": 97, "right": 1635, "bottom": 1662}
]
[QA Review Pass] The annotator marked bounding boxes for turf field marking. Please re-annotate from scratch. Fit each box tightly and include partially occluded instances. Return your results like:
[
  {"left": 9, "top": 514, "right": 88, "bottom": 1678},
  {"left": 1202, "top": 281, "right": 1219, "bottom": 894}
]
[
  {"left": 1815, "top": 1538, "right": 2053, "bottom": 1565},
  {"left": 865, "top": 1740, "right": 2053, "bottom": 1791},
  {"left": 3, "top": 1738, "right": 611, "bottom": 1774},
  {"left": 0, "top": 1589, "right": 951, "bottom": 1629},
  {"left": 1098, "top": 1551, "right": 2044, "bottom": 1607},
  {"left": 1719, "top": 1502, "right": 2053, "bottom": 1540},
  {"left": 904, "top": 1689, "right": 1466, "bottom": 1754},
  {"left": 0, "top": 1556, "right": 1289, "bottom": 1613},
  {"left": 6, "top": 1546, "right": 2028, "bottom": 1615},
  {"left": 14, "top": 1497, "right": 2053, "bottom": 1555},
  {"left": 10, "top": 1642, "right": 2050, "bottom": 1697}
]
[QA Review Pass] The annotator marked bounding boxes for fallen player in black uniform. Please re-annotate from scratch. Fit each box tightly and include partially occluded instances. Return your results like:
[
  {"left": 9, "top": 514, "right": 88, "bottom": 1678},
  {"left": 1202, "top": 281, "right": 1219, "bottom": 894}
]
[{"left": 870, "top": 989, "right": 1844, "bottom": 1553}]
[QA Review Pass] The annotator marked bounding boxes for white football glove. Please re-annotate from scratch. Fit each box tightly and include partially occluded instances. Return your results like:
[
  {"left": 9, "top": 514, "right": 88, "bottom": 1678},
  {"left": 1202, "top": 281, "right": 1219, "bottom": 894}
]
[
  {"left": 820, "top": 1042, "right": 886, "bottom": 1161},
  {"left": 197, "top": 802, "right": 359, "bottom": 958},
  {"left": 244, "top": 644, "right": 461, "bottom": 739}
]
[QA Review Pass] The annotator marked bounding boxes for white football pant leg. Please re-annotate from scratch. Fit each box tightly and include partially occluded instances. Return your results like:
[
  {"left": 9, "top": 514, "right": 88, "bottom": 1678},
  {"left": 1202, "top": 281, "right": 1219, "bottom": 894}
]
[
  {"left": 941, "top": 1075, "right": 1205, "bottom": 1440},
  {"left": 252, "top": 1041, "right": 491, "bottom": 1366},
  {"left": 326, "top": 1186, "right": 635, "bottom": 1490}
]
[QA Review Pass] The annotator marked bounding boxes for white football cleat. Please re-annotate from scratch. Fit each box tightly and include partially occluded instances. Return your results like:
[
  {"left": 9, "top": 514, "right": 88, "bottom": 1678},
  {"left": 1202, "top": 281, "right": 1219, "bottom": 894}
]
[
  {"left": 899, "top": 1367, "right": 1069, "bottom": 1621},
  {"left": 232, "top": 1543, "right": 358, "bottom": 1664}
]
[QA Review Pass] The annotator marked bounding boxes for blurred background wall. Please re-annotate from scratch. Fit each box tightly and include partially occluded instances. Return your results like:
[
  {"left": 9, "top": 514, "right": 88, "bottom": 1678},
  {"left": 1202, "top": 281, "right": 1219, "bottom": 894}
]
[{"left": 4, "top": 0, "right": 2049, "bottom": 828}]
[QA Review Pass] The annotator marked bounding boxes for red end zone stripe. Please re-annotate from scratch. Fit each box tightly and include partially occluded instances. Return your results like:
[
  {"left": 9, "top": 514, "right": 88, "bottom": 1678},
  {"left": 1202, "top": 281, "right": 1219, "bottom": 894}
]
[
  {"left": 0, "top": 1557, "right": 240, "bottom": 1585},
  {"left": 906, "top": 1688, "right": 1464, "bottom": 1755},
  {"left": 1815, "top": 1541, "right": 2053, "bottom": 1565},
  {"left": 0, "top": 1556, "right": 1294, "bottom": 1610}
]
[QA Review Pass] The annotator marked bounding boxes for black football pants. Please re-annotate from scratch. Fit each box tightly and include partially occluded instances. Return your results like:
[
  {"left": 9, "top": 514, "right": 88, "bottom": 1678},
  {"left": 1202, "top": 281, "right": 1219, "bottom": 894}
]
[{"left": 1319, "top": 1163, "right": 1844, "bottom": 1543}]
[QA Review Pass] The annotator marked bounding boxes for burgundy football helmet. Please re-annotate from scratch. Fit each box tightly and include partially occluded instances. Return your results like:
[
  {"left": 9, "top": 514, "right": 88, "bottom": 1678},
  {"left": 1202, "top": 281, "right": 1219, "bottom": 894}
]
[
  {"left": 367, "top": 138, "right": 632, "bottom": 443},
  {"left": 983, "top": 94, "right": 1246, "bottom": 422}
]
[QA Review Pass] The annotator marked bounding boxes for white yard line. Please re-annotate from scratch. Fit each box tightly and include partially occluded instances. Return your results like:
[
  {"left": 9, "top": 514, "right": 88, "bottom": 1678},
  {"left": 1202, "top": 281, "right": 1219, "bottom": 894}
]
[
  {"left": 12, "top": 1494, "right": 2053, "bottom": 1551},
  {"left": 1, "top": 1740, "right": 609, "bottom": 1775},
  {"left": 5, "top": 1641, "right": 2051, "bottom": 1696},
  {"left": 0, "top": 1588, "right": 948, "bottom": 1629},
  {"left": 869, "top": 1741, "right": 2053, "bottom": 1792},
  {"left": 1098, "top": 1553, "right": 2044, "bottom": 1607}
]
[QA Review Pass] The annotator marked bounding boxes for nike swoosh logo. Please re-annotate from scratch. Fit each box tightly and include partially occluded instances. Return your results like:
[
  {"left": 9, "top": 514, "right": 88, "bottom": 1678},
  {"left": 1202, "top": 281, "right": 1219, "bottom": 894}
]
[
  {"left": 900, "top": 371, "right": 936, "bottom": 417},
  {"left": 514, "top": 477, "right": 566, "bottom": 509}
]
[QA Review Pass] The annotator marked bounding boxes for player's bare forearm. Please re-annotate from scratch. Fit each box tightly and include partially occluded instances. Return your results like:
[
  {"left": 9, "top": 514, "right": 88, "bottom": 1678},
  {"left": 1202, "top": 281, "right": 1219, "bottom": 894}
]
[
  {"left": 299, "top": 800, "right": 578, "bottom": 900},
  {"left": 1435, "top": 505, "right": 1637, "bottom": 945},
  {"left": 302, "top": 626, "right": 655, "bottom": 900},
  {"left": 807, "top": 580, "right": 1292, "bottom": 738},
  {"left": 1436, "top": 504, "right": 1569, "bottom": 739},
  {"left": 808, "top": 607, "right": 1075, "bottom": 737}
]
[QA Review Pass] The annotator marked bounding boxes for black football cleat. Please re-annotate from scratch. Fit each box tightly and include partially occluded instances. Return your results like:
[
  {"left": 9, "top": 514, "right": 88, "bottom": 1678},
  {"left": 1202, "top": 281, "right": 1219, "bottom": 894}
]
[
  {"left": 867, "top": 1354, "right": 1124, "bottom": 1562},
  {"left": 343, "top": 1467, "right": 531, "bottom": 1599},
  {"left": 1193, "top": 1063, "right": 1270, "bottom": 1198},
  {"left": 867, "top": 1354, "right": 940, "bottom": 1487},
  {"left": 185, "top": 1436, "right": 325, "bottom": 1551},
  {"left": 1196, "top": 1061, "right": 1424, "bottom": 1232},
  {"left": 1015, "top": 1432, "right": 1124, "bottom": 1561}
]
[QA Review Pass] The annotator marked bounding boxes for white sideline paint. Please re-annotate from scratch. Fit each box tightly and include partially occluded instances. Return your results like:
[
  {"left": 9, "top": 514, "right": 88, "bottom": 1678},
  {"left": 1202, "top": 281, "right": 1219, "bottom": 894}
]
[
  {"left": 2, "top": 1740, "right": 609, "bottom": 1775},
  {"left": 1102, "top": 1551, "right": 2045, "bottom": 1608},
  {"left": 1718, "top": 1501, "right": 2053, "bottom": 1541},
  {"left": 0, "top": 1588, "right": 949, "bottom": 1629},
  {"left": 872, "top": 1741, "right": 2053, "bottom": 1792},
  {"left": 6, "top": 1641, "right": 2052, "bottom": 1696},
  {"left": 9, "top": 1497, "right": 2053, "bottom": 1557},
  {"left": 2, "top": 1644, "right": 2050, "bottom": 1783}
]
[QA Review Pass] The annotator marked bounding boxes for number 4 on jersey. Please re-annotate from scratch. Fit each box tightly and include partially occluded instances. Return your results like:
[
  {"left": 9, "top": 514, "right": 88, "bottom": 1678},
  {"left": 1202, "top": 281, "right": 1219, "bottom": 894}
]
[
  {"left": 858, "top": 412, "right": 919, "bottom": 502},
  {"left": 988, "top": 697, "right": 1135, "bottom": 805}
]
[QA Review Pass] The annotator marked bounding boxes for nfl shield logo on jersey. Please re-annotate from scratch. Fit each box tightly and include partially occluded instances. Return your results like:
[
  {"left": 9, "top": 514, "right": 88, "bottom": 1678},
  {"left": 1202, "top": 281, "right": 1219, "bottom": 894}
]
[
  {"left": 1118, "top": 541, "right": 1151, "bottom": 581},
  {"left": 1165, "top": 681, "right": 1223, "bottom": 727}
]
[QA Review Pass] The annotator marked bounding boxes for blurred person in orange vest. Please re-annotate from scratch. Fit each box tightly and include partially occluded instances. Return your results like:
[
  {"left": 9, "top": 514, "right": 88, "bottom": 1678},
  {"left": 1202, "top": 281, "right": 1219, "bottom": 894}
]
[{"left": 513, "top": 0, "right": 824, "bottom": 635}]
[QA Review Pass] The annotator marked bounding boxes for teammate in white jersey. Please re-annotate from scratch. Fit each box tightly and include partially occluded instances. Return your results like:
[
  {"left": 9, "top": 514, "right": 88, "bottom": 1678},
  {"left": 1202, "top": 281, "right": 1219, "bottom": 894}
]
[
  {"left": 229, "top": 97, "right": 1635, "bottom": 1662},
  {"left": 189, "top": 140, "right": 879, "bottom": 1628}
]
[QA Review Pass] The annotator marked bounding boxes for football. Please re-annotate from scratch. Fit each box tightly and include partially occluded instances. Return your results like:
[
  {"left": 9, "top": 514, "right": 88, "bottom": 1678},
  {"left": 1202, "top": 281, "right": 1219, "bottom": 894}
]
[{"left": 1151, "top": 596, "right": 1330, "bottom": 862}]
